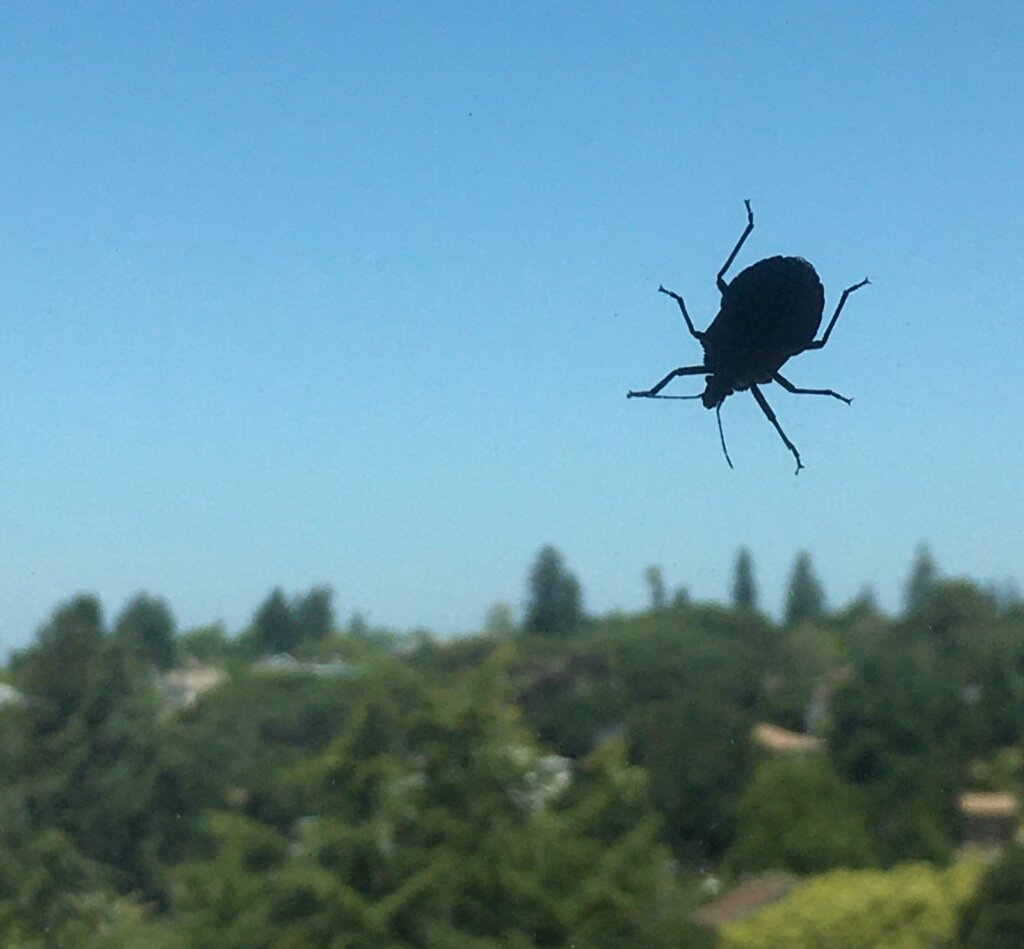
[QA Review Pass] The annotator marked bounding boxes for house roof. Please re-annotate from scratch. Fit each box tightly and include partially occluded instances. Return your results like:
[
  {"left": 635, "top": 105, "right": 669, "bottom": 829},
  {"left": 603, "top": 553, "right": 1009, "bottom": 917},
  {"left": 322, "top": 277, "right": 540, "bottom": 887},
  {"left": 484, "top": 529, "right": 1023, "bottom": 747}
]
[
  {"left": 752, "top": 722, "right": 825, "bottom": 754},
  {"left": 694, "top": 873, "right": 797, "bottom": 929},
  {"left": 959, "top": 792, "right": 1019, "bottom": 818}
]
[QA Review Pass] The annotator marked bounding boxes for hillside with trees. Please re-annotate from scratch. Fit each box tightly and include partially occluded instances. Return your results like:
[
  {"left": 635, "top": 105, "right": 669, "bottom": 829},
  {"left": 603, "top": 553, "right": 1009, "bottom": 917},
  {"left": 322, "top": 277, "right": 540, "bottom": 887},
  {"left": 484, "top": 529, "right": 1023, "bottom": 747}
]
[{"left": 0, "top": 545, "right": 1022, "bottom": 945}]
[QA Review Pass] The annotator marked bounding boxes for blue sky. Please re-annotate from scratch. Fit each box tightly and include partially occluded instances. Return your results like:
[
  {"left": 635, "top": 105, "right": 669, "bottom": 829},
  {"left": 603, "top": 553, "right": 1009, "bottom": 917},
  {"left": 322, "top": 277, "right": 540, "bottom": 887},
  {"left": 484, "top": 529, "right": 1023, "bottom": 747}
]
[{"left": 0, "top": 2, "right": 1022, "bottom": 650}]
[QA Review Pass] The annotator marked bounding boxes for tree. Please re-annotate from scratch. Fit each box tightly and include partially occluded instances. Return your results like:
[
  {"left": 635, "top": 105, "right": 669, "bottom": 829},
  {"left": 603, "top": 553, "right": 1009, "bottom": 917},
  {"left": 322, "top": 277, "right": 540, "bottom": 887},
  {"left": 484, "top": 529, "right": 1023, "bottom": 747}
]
[
  {"left": 731, "top": 547, "right": 758, "bottom": 611},
  {"left": 613, "top": 623, "right": 760, "bottom": 858},
  {"left": 11, "top": 594, "right": 107, "bottom": 730},
  {"left": 726, "top": 755, "right": 872, "bottom": 875},
  {"left": 524, "top": 545, "right": 583, "bottom": 635},
  {"left": 177, "top": 624, "right": 231, "bottom": 663},
  {"left": 115, "top": 593, "right": 177, "bottom": 670},
  {"left": 174, "top": 667, "right": 701, "bottom": 948},
  {"left": 784, "top": 551, "right": 826, "bottom": 625},
  {"left": 957, "top": 843, "right": 1024, "bottom": 948},
  {"left": 911, "top": 578, "right": 997, "bottom": 659},
  {"left": 827, "top": 637, "right": 961, "bottom": 865},
  {"left": 252, "top": 588, "right": 297, "bottom": 655},
  {"left": 645, "top": 566, "right": 666, "bottom": 611},
  {"left": 483, "top": 601, "right": 516, "bottom": 636},
  {"left": 292, "top": 586, "right": 334, "bottom": 643},
  {"left": 904, "top": 543, "right": 939, "bottom": 615},
  {"left": 720, "top": 861, "right": 984, "bottom": 949}
]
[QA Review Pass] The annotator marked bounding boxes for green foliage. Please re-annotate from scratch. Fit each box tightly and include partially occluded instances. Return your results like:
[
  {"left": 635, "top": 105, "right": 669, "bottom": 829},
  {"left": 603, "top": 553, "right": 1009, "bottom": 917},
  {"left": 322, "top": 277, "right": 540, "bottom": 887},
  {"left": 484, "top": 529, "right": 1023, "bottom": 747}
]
[
  {"left": 246, "top": 585, "right": 338, "bottom": 656},
  {"left": 525, "top": 544, "right": 583, "bottom": 635},
  {"left": 731, "top": 547, "right": 758, "bottom": 611},
  {"left": 720, "top": 860, "right": 984, "bottom": 949},
  {"left": 10, "top": 594, "right": 107, "bottom": 731},
  {"left": 4, "top": 578, "right": 1023, "bottom": 944},
  {"left": 828, "top": 635, "right": 961, "bottom": 865},
  {"left": 956, "top": 843, "right": 1024, "bottom": 948},
  {"left": 904, "top": 542, "right": 939, "bottom": 616},
  {"left": 0, "top": 791, "right": 183, "bottom": 947},
  {"left": 115, "top": 592, "right": 177, "bottom": 670},
  {"left": 784, "top": 551, "right": 826, "bottom": 626},
  {"left": 645, "top": 565, "right": 666, "bottom": 610},
  {"left": 607, "top": 611, "right": 766, "bottom": 858},
  {"left": 726, "top": 755, "right": 873, "bottom": 876},
  {"left": 760, "top": 623, "right": 844, "bottom": 732},
  {"left": 910, "top": 578, "right": 998, "bottom": 658},
  {"left": 291, "top": 585, "right": 335, "bottom": 642},
  {"left": 175, "top": 665, "right": 698, "bottom": 947},
  {"left": 251, "top": 587, "right": 297, "bottom": 654},
  {"left": 177, "top": 623, "right": 231, "bottom": 663},
  {"left": 483, "top": 600, "right": 516, "bottom": 635}
]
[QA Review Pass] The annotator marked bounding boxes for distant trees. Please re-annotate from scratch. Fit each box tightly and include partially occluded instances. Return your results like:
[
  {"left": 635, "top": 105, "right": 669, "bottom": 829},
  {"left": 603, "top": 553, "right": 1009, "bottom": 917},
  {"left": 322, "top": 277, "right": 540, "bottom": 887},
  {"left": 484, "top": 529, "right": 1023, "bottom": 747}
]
[
  {"left": 525, "top": 545, "right": 583, "bottom": 635},
  {"left": 720, "top": 860, "right": 984, "bottom": 949},
  {"left": 957, "top": 843, "right": 1024, "bottom": 948},
  {"left": 827, "top": 636, "right": 960, "bottom": 865},
  {"left": 483, "top": 601, "right": 516, "bottom": 636},
  {"left": 731, "top": 547, "right": 758, "bottom": 611},
  {"left": 115, "top": 593, "right": 177, "bottom": 670},
  {"left": 173, "top": 666, "right": 702, "bottom": 948},
  {"left": 904, "top": 543, "right": 939, "bottom": 615},
  {"left": 291, "top": 587, "right": 334, "bottom": 643},
  {"left": 726, "top": 755, "right": 872, "bottom": 875},
  {"left": 645, "top": 566, "right": 666, "bottom": 611},
  {"left": 784, "top": 551, "right": 826, "bottom": 625},
  {"left": 251, "top": 586, "right": 336, "bottom": 655},
  {"left": 11, "top": 594, "right": 107, "bottom": 729}
]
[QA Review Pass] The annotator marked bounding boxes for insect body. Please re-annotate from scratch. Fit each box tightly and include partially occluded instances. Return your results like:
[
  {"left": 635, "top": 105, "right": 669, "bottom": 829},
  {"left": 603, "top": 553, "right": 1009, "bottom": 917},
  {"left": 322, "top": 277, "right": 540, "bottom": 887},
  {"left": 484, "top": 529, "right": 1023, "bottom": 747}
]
[{"left": 627, "top": 201, "right": 869, "bottom": 472}]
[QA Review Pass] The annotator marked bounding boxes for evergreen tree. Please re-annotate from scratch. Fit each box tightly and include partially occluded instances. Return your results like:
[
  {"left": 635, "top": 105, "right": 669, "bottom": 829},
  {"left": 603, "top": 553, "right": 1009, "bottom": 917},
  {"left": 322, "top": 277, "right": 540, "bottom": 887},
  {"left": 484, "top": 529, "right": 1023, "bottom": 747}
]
[
  {"left": 11, "top": 594, "right": 106, "bottom": 730},
  {"left": 115, "top": 593, "right": 177, "bottom": 670},
  {"left": 731, "top": 547, "right": 758, "bottom": 611},
  {"left": 483, "top": 601, "right": 516, "bottom": 636},
  {"left": 828, "top": 636, "right": 960, "bottom": 865},
  {"left": 525, "top": 545, "right": 583, "bottom": 635},
  {"left": 292, "top": 586, "right": 334, "bottom": 642},
  {"left": 784, "top": 551, "right": 826, "bottom": 625},
  {"left": 645, "top": 566, "right": 666, "bottom": 611},
  {"left": 252, "top": 588, "right": 297, "bottom": 655},
  {"left": 174, "top": 667, "right": 698, "bottom": 948},
  {"left": 904, "top": 543, "right": 939, "bottom": 615}
]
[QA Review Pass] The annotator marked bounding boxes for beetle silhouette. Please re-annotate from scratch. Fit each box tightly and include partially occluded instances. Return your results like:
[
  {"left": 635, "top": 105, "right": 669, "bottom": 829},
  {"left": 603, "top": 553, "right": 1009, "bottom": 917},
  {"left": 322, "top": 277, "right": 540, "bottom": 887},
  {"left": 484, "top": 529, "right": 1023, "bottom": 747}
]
[{"left": 627, "top": 200, "right": 869, "bottom": 473}]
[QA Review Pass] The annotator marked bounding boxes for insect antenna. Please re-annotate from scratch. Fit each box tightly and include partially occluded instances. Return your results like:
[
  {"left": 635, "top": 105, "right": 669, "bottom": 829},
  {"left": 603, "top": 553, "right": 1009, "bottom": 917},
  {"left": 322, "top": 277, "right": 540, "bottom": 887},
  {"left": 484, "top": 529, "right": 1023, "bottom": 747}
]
[{"left": 716, "top": 403, "right": 734, "bottom": 469}]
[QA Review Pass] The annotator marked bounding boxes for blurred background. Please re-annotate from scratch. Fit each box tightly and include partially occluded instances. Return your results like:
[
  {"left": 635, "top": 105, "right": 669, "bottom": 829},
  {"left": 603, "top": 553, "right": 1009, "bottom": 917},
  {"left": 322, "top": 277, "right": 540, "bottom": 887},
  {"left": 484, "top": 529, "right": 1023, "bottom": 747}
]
[{"left": 0, "top": 3, "right": 1022, "bottom": 946}]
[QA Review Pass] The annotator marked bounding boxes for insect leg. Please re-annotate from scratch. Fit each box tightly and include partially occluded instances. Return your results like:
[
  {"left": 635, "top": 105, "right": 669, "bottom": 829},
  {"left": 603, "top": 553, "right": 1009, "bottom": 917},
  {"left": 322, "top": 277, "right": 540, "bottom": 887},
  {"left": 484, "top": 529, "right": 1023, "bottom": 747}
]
[
  {"left": 750, "top": 383, "right": 804, "bottom": 474},
  {"left": 716, "top": 199, "right": 754, "bottom": 293},
  {"left": 808, "top": 278, "right": 870, "bottom": 349},
  {"left": 716, "top": 402, "right": 734, "bottom": 469},
  {"left": 627, "top": 365, "right": 707, "bottom": 399},
  {"left": 774, "top": 372, "right": 851, "bottom": 405},
  {"left": 658, "top": 286, "right": 704, "bottom": 341}
]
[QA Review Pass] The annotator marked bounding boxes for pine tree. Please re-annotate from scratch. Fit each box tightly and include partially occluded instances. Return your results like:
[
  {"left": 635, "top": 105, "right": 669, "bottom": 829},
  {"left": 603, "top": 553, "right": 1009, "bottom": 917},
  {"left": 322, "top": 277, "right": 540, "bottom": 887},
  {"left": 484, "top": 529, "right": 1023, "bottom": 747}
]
[
  {"left": 253, "top": 588, "right": 297, "bottom": 654},
  {"left": 731, "top": 548, "right": 758, "bottom": 611},
  {"left": 784, "top": 551, "right": 826, "bottom": 625},
  {"left": 115, "top": 593, "right": 177, "bottom": 670},
  {"left": 525, "top": 545, "right": 583, "bottom": 635},
  {"left": 292, "top": 586, "right": 334, "bottom": 642},
  {"left": 904, "top": 543, "right": 939, "bottom": 616},
  {"left": 645, "top": 566, "right": 666, "bottom": 611}
]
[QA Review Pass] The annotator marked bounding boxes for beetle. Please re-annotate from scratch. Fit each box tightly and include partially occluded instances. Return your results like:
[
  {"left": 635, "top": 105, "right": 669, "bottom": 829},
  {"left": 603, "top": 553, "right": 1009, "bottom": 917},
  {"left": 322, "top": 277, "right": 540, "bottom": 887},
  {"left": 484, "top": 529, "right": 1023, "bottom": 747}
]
[{"left": 627, "top": 200, "right": 869, "bottom": 473}]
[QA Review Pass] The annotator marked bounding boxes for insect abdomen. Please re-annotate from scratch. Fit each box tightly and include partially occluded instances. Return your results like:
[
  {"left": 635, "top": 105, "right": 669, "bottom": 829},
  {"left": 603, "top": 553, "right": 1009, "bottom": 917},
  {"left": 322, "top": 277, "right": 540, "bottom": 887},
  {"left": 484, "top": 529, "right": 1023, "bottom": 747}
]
[{"left": 703, "top": 256, "right": 825, "bottom": 370}]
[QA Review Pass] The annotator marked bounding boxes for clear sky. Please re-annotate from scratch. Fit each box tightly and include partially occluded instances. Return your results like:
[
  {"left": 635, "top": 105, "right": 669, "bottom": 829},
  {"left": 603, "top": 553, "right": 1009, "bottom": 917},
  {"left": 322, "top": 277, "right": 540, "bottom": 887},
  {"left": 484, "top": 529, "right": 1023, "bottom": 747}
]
[{"left": 1, "top": 2, "right": 1022, "bottom": 651}]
